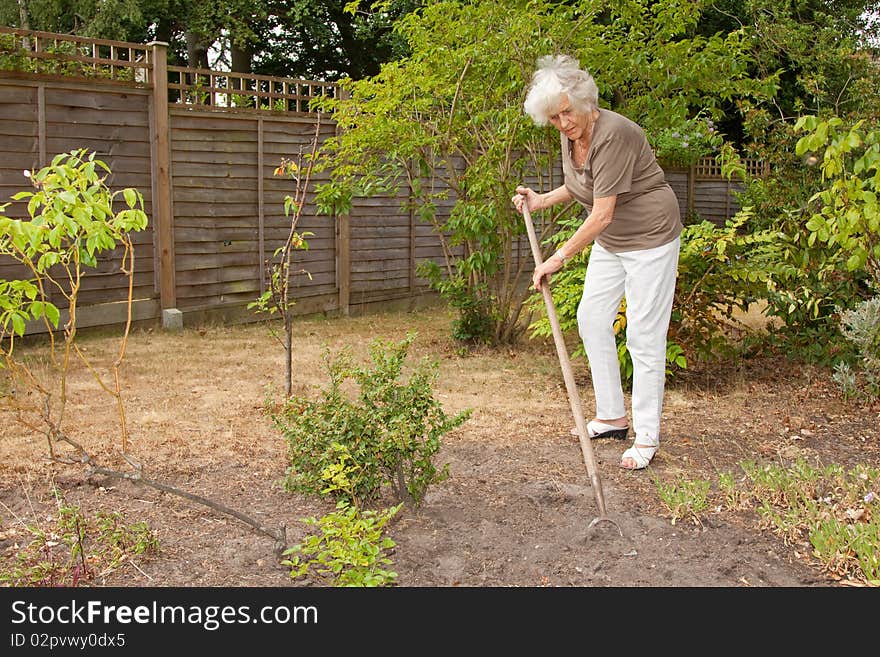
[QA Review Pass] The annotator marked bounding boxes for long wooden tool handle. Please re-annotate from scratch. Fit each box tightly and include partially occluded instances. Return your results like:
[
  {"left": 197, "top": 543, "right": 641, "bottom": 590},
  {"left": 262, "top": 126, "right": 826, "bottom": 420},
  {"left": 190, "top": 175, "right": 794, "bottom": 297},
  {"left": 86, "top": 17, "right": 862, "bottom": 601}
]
[{"left": 521, "top": 204, "right": 607, "bottom": 517}]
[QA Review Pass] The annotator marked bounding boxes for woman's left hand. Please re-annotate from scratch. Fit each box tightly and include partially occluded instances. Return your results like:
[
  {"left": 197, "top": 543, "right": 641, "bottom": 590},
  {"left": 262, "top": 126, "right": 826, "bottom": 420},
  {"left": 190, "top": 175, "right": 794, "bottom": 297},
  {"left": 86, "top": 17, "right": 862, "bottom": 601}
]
[{"left": 532, "top": 255, "right": 563, "bottom": 292}]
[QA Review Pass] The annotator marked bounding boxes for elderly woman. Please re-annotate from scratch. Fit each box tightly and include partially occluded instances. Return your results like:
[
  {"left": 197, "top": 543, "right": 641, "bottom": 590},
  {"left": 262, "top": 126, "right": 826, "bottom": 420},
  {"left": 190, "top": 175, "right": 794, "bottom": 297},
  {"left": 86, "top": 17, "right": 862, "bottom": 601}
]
[{"left": 512, "top": 54, "right": 682, "bottom": 470}]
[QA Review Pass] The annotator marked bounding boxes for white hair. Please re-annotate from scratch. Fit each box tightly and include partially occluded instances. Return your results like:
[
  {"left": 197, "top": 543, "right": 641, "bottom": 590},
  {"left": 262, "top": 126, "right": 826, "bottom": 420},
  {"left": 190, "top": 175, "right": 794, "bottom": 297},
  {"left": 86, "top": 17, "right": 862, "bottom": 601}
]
[{"left": 523, "top": 54, "right": 599, "bottom": 126}]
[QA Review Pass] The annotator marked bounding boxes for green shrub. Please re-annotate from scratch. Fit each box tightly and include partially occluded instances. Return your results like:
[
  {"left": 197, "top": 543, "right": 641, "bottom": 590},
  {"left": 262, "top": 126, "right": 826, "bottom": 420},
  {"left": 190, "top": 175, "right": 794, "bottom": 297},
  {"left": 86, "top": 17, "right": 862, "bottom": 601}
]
[
  {"left": 730, "top": 116, "right": 874, "bottom": 365},
  {"left": 281, "top": 447, "right": 403, "bottom": 587},
  {"left": 282, "top": 500, "right": 402, "bottom": 587},
  {"left": 274, "top": 333, "right": 471, "bottom": 507},
  {"left": 833, "top": 296, "right": 880, "bottom": 402}
]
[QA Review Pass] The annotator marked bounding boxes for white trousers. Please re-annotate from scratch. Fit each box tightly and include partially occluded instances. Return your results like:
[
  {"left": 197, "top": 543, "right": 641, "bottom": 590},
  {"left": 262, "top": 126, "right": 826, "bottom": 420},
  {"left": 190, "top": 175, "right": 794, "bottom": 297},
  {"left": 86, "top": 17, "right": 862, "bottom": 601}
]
[{"left": 576, "top": 237, "right": 680, "bottom": 447}]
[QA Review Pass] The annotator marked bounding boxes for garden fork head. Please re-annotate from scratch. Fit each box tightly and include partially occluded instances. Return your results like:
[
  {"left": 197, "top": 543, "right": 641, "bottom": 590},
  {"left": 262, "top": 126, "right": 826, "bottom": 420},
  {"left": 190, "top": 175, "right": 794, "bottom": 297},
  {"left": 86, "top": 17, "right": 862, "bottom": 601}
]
[{"left": 588, "top": 514, "right": 624, "bottom": 536}]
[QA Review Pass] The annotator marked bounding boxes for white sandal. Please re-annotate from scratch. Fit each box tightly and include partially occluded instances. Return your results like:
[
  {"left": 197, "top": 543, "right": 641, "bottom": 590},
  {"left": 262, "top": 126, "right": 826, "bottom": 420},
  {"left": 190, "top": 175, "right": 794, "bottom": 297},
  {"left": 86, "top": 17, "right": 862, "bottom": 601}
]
[{"left": 620, "top": 442, "right": 658, "bottom": 470}]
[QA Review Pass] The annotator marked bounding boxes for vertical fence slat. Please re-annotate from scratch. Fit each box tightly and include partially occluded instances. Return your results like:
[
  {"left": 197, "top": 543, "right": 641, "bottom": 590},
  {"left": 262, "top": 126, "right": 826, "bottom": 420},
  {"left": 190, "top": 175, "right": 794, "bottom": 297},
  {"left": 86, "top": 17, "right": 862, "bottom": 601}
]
[
  {"left": 336, "top": 88, "right": 351, "bottom": 314},
  {"left": 258, "top": 117, "right": 265, "bottom": 294},
  {"left": 149, "top": 41, "right": 176, "bottom": 310},
  {"left": 37, "top": 83, "right": 46, "bottom": 168}
]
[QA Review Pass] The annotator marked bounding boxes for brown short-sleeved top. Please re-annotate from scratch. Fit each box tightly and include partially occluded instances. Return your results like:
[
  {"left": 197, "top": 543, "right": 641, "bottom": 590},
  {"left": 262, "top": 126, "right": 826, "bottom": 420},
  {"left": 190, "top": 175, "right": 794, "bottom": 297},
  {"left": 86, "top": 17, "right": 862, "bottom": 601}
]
[{"left": 561, "top": 109, "right": 682, "bottom": 253}]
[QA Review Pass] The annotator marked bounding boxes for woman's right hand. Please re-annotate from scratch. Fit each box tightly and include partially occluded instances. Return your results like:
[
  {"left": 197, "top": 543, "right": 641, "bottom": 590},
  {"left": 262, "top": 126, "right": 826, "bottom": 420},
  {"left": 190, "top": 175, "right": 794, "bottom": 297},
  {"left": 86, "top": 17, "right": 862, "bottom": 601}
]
[{"left": 511, "top": 186, "right": 541, "bottom": 214}]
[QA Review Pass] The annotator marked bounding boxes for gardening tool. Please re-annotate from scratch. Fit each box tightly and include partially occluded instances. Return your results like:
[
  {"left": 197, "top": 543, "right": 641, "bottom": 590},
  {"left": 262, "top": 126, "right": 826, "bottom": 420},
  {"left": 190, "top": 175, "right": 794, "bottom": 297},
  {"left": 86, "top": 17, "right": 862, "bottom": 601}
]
[{"left": 520, "top": 203, "right": 616, "bottom": 529}]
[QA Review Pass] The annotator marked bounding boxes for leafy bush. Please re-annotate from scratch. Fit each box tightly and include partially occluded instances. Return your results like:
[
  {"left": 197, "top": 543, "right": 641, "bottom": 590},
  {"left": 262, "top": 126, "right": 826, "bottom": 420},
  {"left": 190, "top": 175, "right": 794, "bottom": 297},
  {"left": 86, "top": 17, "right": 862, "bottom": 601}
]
[
  {"left": 729, "top": 119, "right": 871, "bottom": 365},
  {"left": 671, "top": 210, "right": 780, "bottom": 363},
  {"left": 274, "top": 333, "right": 471, "bottom": 507},
  {"left": 282, "top": 449, "right": 402, "bottom": 587},
  {"left": 795, "top": 116, "right": 880, "bottom": 286},
  {"left": 833, "top": 296, "right": 880, "bottom": 402}
]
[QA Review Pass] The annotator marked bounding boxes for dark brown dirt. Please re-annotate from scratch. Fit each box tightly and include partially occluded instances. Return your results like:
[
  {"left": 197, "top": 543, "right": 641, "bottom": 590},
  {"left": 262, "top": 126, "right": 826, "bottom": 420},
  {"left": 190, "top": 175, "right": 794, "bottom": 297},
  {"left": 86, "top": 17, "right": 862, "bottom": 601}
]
[{"left": 2, "top": 304, "right": 878, "bottom": 588}]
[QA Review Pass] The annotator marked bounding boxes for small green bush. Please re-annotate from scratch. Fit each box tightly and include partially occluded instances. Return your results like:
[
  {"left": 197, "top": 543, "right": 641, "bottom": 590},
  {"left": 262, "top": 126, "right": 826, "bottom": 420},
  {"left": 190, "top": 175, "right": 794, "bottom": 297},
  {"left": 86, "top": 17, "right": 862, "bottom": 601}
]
[
  {"left": 282, "top": 449, "right": 402, "bottom": 587},
  {"left": 282, "top": 500, "right": 402, "bottom": 587},
  {"left": 274, "top": 333, "right": 471, "bottom": 507},
  {"left": 833, "top": 296, "right": 880, "bottom": 402}
]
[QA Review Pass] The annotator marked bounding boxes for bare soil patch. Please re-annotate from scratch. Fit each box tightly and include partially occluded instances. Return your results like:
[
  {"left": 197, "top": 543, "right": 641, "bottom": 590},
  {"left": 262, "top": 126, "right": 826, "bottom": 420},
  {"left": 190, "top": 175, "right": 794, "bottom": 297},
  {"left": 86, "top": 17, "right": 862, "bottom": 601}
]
[{"left": 2, "top": 304, "right": 878, "bottom": 588}]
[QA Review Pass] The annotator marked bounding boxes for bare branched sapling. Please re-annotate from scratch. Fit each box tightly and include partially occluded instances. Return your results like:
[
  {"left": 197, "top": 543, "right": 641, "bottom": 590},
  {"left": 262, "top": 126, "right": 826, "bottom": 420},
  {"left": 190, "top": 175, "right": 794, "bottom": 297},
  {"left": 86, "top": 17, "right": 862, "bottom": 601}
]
[{"left": 249, "top": 118, "right": 322, "bottom": 396}]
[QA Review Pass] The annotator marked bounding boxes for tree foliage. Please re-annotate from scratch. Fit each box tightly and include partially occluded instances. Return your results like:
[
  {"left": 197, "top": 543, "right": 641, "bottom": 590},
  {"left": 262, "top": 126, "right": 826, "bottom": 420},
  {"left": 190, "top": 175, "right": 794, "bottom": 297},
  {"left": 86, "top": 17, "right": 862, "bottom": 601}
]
[
  {"left": 796, "top": 115, "right": 880, "bottom": 286},
  {"left": 2, "top": 0, "right": 418, "bottom": 78}
]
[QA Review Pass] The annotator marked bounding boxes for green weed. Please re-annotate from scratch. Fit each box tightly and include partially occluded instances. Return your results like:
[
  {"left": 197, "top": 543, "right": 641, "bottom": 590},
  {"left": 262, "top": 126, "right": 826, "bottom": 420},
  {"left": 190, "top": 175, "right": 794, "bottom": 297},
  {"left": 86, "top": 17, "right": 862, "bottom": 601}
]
[
  {"left": 654, "top": 475, "right": 711, "bottom": 526},
  {"left": 735, "top": 459, "right": 879, "bottom": 585},
  {"left": 0, "top": 492, "right": 159, "bottom": 587}
]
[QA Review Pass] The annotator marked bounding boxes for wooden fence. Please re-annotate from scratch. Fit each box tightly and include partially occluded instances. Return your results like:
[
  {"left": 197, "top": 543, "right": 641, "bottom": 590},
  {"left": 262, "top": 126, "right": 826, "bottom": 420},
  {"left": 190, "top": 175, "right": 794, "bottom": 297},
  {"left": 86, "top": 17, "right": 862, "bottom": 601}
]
[{"left": 0, "top": 26, "right": 758, "bottom": 334}]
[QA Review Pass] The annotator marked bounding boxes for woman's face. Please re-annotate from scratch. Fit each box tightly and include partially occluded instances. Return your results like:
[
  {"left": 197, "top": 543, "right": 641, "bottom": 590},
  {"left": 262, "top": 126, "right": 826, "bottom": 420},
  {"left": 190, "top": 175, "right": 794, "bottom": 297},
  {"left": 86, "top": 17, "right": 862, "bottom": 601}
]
[{"left": 548, "top": 94, "right": 590, "bottom": 141}]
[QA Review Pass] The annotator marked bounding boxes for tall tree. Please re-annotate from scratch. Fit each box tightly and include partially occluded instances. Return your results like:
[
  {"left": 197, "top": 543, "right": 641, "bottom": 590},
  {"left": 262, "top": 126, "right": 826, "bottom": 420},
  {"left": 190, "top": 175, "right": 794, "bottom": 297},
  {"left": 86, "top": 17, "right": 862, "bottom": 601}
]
[
  {"left": 697, "top": 0, "right": 880, "bottom": 142},
  {"left": 253, "top": 0, "right": 418, "bottom": 80}
]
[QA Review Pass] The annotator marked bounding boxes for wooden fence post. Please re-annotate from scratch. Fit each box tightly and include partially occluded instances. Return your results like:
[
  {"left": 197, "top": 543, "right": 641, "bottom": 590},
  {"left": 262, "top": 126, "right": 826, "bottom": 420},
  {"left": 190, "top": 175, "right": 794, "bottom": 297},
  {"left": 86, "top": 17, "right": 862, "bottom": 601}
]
[
  {"left": 687, "top": 162, "right": 696, "bottom": 218},
  {"left": 336, "top": 88, "right": 351, "bottom": 316},
  {"left": 337, "top": 212, "right": 351, "bottom": 316},
  {"left": 148, "top": 41, "right": 177, "bottom": 315},
  {"left": 257, "top": 116, "right": 266, "bottom": 294},
  {"left": 408, "top": 180, "right": 416, "bottom": 299}
]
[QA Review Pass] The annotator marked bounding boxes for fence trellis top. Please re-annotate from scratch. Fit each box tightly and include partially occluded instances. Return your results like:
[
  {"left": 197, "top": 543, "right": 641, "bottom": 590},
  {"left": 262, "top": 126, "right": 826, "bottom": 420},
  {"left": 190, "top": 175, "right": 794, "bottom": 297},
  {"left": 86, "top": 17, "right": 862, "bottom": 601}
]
[
  {"left": 166, "top": 65, "right": 339, "bottom": 113},
  {"left": 0, "top": 25, "right": 338, "bottom": 113},
  {"left": 0, "top": 25, "right": 152, "bottom": 84}
]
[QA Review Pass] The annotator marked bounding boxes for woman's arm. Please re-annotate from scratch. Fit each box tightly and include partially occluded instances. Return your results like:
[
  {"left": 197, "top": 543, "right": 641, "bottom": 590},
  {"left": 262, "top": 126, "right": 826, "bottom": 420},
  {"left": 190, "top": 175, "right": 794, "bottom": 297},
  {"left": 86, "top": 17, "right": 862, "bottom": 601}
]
[
  {"left": 529, "top": 194, "right": 618, "bottom": 292},
  {"left": 555, "top": 194, "right": 617, "bottom": 260}
]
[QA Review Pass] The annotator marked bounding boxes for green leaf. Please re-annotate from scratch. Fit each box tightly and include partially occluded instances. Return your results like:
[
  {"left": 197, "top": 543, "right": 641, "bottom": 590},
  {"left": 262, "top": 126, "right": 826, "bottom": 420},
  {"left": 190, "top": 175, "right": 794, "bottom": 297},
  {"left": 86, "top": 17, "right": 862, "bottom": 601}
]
[
  {"left": 44, "top": 302, "right": 60, "bottom": 328},
  {"left": 123, "top": 188, "right": 137, "bottom": 209},
  {"left": 10, "top": 312, "right": 25, "bottom": 336}
]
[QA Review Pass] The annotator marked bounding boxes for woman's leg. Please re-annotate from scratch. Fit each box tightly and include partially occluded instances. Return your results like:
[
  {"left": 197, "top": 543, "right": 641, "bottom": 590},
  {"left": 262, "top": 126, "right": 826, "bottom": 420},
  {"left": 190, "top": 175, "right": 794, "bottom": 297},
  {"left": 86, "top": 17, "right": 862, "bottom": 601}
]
[
  {"left": 621, "top": 236, "right": 681, "bottom": 456},
  {"left": 577, "top": 242, "right": 626, "bottom": 423}
]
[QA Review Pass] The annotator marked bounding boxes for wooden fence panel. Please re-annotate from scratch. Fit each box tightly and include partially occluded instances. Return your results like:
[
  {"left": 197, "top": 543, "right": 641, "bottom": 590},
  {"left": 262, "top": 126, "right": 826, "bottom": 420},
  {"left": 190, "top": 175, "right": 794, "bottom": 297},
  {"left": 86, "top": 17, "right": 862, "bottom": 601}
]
[
  {"left": 169, "top": 110, "right": 339, "bottom": 313},
  {"left": 261, "top": 117, "right": 337, "bottom": 303},
  {"left": 44, "top": 85, "right": 155, "bottom": 307},
  {"left": 663, "top": 165, "right": 744, "bottom": 225},
  {"left": 170, "top": 111, "right": 260, "bottom": 310},
  {"left": 412, "top": 174, "right": 459, "bottom": 292},
  {"left": 0, "top": 82, "right": 42, "bottom": 298},
  {"left": 693, "top": 179, "right": 740, "bottom": 225},
  {"left": 349, "top": 189, "right": 415, "bottom": 305},
  {"left": 0, "top": 83, "right": 38, "bottom": 216},
  {"left": 0, "top": 79, "right": 156, "bottom": 313}
]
